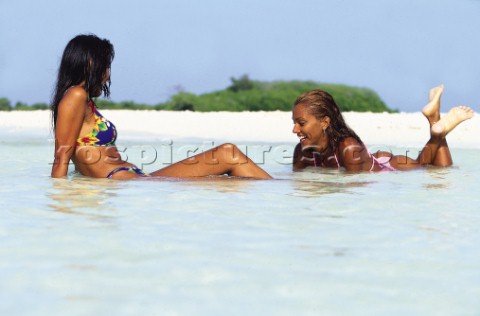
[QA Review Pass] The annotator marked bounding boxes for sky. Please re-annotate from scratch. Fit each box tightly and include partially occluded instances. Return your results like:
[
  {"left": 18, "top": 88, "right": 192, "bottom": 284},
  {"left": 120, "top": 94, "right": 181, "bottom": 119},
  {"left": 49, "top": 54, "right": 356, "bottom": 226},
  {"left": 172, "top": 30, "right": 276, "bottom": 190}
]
[{"left": 0, "top": 0, "right": 479, "bottom": 112}]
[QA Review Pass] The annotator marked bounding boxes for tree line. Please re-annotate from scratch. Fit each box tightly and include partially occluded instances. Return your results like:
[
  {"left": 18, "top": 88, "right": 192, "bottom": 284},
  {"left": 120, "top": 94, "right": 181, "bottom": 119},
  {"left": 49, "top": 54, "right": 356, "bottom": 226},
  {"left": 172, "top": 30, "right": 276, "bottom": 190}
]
[{"left": 0, "top": 76, "right": 395, "bottom": 112}]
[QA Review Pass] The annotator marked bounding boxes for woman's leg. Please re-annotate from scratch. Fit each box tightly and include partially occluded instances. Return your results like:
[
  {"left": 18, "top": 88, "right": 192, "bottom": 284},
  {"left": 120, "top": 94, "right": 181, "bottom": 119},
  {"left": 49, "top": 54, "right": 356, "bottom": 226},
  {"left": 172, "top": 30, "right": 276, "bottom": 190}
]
[
  {"left": 387, "top": 138, "right": 443, "bottom": 170},
  {"left": 421, "top": 84, "right": 452, "bottom": 166},
  {"left": 387, "top": 85, "right": 473, "bottom": 170},
  {"left": 150, "top": 143, "right": 272, "bottom": 179},
  {"left": 390, "top": 105, "right": 474, "bottom": 170},
  {"left": 428, "top": 106, "right": 474, "bottom": 166},
  {"left": 385, "top": 85, "right": 445, "bottom": 170}
]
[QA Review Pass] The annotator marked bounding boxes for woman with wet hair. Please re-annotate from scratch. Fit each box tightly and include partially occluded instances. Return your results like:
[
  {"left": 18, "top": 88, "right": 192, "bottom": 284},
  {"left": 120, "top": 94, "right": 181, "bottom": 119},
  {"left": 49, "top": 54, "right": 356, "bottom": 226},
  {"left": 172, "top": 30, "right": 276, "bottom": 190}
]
[
  {"left": 51, "top": 34, "right": 272, "bottom": 180},
  {"left": 291, "top": 86, "right": 473, "bottom": 172}
]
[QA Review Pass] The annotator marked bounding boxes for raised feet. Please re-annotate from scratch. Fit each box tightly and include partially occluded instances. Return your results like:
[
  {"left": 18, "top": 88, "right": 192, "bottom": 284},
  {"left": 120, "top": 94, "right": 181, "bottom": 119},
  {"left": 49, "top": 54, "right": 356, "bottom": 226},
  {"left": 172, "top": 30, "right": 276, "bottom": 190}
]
[
  {"left": 422, "top": 84, "right": 444, "bottom": 125},
  {"left": 431, "top": 106, "right": 474, "bottom": 137}
]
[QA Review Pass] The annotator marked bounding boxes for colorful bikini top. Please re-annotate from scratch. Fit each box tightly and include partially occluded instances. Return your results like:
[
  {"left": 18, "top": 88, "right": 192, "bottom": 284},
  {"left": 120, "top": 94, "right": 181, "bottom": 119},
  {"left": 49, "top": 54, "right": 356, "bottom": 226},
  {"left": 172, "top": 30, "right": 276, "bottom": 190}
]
[{"left": 76, "top": 100, "right": 117, "bottom": 146}]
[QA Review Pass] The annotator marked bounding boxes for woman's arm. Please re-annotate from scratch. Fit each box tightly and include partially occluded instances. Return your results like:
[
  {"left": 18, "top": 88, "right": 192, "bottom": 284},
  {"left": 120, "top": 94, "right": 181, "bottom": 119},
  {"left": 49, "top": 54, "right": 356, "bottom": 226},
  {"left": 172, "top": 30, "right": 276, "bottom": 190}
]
[
  {"left": 51, "top": 88, "right": 87, "bottom": 178},
  {"left": 292, "top": 143, "right": 310, "bottom": 171}
]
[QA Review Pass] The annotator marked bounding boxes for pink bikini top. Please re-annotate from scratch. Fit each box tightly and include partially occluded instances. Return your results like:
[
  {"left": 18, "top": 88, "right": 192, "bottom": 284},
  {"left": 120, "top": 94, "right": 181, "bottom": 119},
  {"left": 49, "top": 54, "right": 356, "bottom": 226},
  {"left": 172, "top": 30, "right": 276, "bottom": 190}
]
[{"left": 313, "top": 146, "right": 395, "bottom": 171}]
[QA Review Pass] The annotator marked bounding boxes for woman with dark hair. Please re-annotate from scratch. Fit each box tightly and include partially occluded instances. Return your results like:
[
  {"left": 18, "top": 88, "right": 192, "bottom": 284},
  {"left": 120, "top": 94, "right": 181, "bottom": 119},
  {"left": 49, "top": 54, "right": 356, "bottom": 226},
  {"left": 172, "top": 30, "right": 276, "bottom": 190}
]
[
  {"left": 292, "top": 87, "right": 474, "bottom": 172},
  {"left": 51, "top": 34, "right": 272, "bottom": 179}
]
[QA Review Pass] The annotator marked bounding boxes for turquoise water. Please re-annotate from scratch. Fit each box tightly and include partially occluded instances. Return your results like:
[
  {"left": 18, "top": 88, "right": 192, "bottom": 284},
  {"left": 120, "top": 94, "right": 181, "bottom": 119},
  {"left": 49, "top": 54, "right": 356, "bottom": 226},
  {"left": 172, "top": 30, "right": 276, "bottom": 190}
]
[{"left": 1, "top": 138, "right": 480, "bottom": 316}]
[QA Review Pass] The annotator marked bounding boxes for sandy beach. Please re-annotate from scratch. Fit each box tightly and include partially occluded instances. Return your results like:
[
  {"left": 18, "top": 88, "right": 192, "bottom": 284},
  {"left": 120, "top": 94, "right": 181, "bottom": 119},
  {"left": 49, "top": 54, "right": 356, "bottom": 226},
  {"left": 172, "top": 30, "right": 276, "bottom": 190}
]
[{"left": 1, "top": 110, "right": 478, "bottom": 148}]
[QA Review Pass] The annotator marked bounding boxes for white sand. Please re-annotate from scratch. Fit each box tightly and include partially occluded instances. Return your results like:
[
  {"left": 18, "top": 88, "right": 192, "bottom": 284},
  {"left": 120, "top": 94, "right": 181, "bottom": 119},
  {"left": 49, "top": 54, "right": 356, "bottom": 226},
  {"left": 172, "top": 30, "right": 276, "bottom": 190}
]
[{"left": 1, "top": 110, "right": 478, "bottom": 148}]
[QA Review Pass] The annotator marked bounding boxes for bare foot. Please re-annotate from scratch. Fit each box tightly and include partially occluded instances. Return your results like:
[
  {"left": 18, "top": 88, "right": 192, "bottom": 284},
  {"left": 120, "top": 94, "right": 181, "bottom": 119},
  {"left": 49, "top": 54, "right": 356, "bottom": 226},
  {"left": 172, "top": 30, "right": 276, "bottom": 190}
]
[
  {"left": 431, "top": 106, "right": 474, "bottom": 137},
  {"left": 422, "top": 84, "right": 444, "bottom": 125}
]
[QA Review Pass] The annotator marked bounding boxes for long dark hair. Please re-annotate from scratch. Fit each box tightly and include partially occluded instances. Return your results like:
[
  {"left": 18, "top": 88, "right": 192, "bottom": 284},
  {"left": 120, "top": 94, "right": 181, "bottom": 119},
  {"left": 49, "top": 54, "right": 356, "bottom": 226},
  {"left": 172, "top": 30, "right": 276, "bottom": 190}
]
[
  {"left": 294, "top": 89, "right": 362, "bottom": 151},
  {"left": 51, "top": 34, "right": 114, "bottom": 130}
]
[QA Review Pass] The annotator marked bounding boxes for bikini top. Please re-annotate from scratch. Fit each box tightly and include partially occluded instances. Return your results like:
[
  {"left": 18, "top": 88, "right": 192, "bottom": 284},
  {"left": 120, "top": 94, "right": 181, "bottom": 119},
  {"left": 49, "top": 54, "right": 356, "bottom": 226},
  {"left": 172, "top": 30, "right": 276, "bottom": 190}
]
[
  {"left": 76, "top": 100, "right": 117, "bottom": 146},
  {"left": 312, "top": 145, "right": 395, "bottom": 171}
]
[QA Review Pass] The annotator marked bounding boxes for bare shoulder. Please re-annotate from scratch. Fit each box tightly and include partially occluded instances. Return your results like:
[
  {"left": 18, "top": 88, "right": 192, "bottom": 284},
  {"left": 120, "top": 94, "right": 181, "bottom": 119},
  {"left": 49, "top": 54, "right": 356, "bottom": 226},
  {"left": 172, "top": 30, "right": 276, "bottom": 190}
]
[
  {"left": 58, "top": 86, "right": 88, "bottom": 115},
  {"left": 339, "top": 137, "right": 362, "bottom": 150},
  {"left": 337, "top": 137, "right": 369, "bottom": 171},
  {"left": 62, "top": 86, "right": 88, "bottom": 103},
  {"left": 338, "top": 137, "right": 365, "bottom": 156}
]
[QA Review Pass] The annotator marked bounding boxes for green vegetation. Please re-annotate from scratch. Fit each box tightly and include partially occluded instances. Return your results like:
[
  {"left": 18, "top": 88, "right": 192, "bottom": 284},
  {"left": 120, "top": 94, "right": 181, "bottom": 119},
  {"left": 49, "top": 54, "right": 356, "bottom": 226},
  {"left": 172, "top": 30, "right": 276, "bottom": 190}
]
[
  {"left": 94, "top": 99, "right": 154, "bottom": 110},
  {"left": 13, "top": 102, "right": 49, "bottom": 111},
  {"left": 0, "top": 98, "right": 49, "bottom": 111},
  {"left": 0, "top": 76, "right": 394, "bottom": 112},
  {"left": 0, "top": 98, "right": 12, "bottom": 111},
  {"left": 160, "top": 76, "right": 393, "bottom": 112}
]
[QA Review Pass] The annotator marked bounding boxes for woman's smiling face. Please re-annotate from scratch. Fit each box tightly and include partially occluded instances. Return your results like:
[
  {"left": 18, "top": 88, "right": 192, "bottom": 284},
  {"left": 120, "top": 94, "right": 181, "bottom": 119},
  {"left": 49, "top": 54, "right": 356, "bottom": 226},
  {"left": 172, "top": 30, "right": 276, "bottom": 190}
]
[{"left": 292, "top": 103, "right": 329, "bottom": 151}]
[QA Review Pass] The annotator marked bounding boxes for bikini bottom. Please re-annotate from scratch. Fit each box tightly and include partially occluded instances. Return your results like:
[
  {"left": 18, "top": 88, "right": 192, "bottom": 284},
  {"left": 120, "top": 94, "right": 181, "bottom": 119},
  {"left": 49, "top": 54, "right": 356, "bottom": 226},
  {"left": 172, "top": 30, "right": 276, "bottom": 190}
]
[{"left": 107, "top": 167, "right": 148, "bottom": 179}]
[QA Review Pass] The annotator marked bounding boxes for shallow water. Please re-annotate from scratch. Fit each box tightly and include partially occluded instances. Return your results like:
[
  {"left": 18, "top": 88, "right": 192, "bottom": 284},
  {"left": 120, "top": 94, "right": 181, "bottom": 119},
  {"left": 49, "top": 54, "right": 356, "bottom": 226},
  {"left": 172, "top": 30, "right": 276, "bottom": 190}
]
[{"left": 1, "top": 138, "right": 479, "bottom": 316}]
